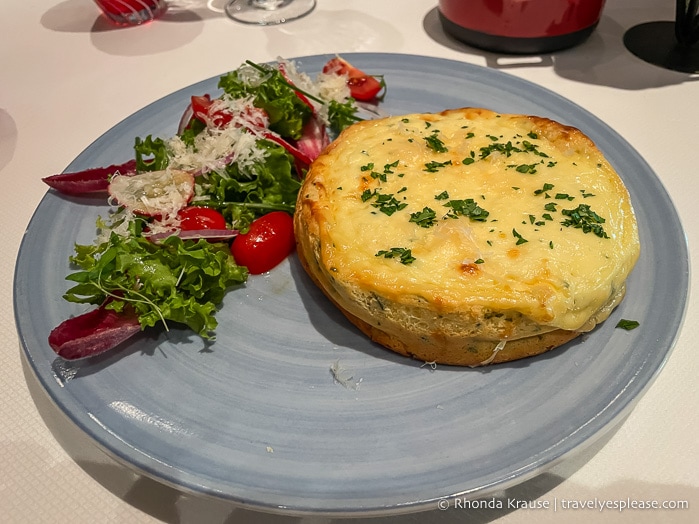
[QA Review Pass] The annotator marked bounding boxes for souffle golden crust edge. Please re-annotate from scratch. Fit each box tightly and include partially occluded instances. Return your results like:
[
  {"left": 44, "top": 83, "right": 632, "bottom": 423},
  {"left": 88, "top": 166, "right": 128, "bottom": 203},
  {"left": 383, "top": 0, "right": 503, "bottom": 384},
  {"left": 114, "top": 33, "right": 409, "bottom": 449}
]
[{"left": 294, "top": 108, "right": 640, "bottom": 366}]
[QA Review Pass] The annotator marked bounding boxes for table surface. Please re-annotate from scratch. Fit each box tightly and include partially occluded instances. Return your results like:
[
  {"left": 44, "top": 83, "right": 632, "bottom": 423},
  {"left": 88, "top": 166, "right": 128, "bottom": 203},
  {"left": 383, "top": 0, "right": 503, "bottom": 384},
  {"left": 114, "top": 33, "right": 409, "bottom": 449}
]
[{"left": 2, "top": 1, "right": 697, "bottom": 523}]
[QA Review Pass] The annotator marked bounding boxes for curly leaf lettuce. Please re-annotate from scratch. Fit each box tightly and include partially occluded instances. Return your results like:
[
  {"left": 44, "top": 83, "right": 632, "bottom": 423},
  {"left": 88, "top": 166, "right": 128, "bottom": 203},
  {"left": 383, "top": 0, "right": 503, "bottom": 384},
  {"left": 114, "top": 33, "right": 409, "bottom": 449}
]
[
  {"left": 218, "top": 67, "right": 311, "bottom": 140},
  {"left": 193, "top": 140, "right": 301, "bottom": 231},
  {"left": 64, "top": 232, "right": 248, "bottom": 338}
]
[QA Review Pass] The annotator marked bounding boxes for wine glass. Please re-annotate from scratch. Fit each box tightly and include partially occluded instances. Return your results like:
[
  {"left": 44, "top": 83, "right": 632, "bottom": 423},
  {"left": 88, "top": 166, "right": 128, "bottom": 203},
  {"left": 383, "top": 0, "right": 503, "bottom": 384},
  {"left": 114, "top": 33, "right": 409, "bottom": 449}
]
[
  {"left": 225, "top": 0, "right": 316, "bottom": 25},
  {"left": 623, "top": 0, "right": 699, "bottom": 73}
]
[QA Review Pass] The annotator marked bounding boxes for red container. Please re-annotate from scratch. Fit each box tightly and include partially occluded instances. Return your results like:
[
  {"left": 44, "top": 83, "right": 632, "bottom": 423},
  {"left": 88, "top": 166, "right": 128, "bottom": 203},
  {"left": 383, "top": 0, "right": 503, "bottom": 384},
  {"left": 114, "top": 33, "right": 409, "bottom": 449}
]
[
  {"left": 438, "top": 0, "right": 606, "bottom": 54},
  {"left": 94, "top": 0, "right": 168, "bottom": 26}
]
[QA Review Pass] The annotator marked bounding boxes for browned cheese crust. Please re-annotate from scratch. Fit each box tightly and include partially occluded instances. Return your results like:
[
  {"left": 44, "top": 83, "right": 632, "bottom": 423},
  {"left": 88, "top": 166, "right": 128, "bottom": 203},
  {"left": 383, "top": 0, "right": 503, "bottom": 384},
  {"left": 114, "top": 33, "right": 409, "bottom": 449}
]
[{"left": 294, "top": 108, "right": 640, "bottom": 366}]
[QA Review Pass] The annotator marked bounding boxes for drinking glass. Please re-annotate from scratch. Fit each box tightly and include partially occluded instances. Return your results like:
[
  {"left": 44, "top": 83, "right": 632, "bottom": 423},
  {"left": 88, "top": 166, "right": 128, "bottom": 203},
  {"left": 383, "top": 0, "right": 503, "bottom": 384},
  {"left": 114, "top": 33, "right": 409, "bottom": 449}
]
[
  {"left": 224, "top": 0, "right": 316, "bottom": 25},
  {"left": 94, "top": 0, "right": 168, "bottom": 26}
]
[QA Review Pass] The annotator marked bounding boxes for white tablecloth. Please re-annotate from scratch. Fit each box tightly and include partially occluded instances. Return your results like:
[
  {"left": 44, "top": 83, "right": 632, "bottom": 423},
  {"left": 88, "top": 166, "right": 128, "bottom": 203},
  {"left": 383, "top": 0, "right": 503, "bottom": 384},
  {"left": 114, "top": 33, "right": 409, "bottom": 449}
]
[{"left": 2, "top": 1, "right": 697, "bottom": 522}]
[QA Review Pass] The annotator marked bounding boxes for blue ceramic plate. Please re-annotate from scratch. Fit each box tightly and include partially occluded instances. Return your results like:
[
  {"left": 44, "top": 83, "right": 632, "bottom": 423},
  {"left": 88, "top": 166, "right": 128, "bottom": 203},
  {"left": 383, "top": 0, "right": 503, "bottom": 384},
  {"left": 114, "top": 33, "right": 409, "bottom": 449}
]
[{"left": 14, "top": 53, "right": 689, "bottom": 517}]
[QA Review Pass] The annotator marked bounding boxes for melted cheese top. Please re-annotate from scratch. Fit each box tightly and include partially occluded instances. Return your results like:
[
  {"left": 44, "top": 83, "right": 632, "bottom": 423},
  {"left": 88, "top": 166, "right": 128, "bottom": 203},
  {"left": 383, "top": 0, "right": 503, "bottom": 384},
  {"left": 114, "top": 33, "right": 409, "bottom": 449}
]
[{"left": 308, "top": 108, "right": 640, "bottom": 332}]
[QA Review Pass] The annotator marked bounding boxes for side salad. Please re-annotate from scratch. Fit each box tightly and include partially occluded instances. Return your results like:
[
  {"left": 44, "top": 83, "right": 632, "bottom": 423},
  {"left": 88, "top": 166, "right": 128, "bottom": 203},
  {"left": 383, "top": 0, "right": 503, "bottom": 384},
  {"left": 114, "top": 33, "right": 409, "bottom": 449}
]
[{"left": 44, "top": 57, "right": 385, "bottom": 361}]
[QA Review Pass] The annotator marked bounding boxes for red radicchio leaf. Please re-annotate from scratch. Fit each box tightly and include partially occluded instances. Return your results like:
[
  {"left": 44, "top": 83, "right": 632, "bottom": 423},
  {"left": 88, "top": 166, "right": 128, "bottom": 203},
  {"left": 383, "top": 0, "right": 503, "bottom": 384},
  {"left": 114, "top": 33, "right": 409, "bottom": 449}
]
[
  {"left": 48, "top": 302, "right": 142, "bottom": 360},
  {"left": 42, "top": 159, "right": 137, "bottom": 196},
  {"left": 146, "top": 228, "right": 239, "bottom": 243},
  {"left": 295, "top": 116, "right": 330, "bottom": 165}
]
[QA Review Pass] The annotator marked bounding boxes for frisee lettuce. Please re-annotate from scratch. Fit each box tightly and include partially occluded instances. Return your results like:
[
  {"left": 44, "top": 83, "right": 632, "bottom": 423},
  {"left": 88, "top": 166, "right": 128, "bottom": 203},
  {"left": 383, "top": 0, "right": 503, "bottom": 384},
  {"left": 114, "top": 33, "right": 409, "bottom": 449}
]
[
  {"left": 218, "top": 65, "right": 311, "bottom": 140},
  {"left": 134, "top": 135, "right": 169, "bottom": 172},
  {"left": 198, "top": 141, "right": 300, "bottom": 232},
  {"left": 63, "top": 232, "right": 248, "bottom": 338},
  {"left": 218, "top": 60, "right": 360, "bottom": 137}
]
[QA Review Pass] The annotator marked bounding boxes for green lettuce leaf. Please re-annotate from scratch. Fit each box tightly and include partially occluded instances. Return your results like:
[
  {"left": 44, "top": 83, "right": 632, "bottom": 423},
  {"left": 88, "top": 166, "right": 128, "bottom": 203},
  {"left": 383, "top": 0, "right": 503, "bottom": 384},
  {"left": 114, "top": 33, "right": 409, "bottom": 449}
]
[
  {"left": 194, "top": 140, "right": 301, "bottom": 231},
  {"left": 218, "top": 67, "right": 311, "bottom": 140},
  {"left": 134, "top": 135, "right": 169, "bottom": 172},
  {"left": 64, "top": 232, "right": 248, "bottom": 338}
]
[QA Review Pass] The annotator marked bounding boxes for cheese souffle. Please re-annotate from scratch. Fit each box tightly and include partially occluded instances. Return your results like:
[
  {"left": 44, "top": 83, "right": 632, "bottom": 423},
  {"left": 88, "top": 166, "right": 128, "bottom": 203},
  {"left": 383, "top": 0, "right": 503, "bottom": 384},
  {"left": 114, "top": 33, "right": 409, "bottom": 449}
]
[{"left": 294, "top": 108, "right": 640, "bottom": 366}]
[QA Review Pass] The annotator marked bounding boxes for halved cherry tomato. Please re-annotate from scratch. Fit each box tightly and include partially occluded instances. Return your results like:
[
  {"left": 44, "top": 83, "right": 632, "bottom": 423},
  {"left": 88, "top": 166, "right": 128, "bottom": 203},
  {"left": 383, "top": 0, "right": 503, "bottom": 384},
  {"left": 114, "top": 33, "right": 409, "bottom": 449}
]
[
  {"left": 230, "top": 211, "right": 295, "bottom": 275},
  {"left": 190, "top": 94, "right": 233, "bottom": 128},
  {"left": 322, "top": 57, "right": 384, "bottom": 101},
  {"left": 189, "top": 94, "right": 269, "bottom": 130},
  {"left": 177, "top": 206, "right": 227, "bottom": 231}
]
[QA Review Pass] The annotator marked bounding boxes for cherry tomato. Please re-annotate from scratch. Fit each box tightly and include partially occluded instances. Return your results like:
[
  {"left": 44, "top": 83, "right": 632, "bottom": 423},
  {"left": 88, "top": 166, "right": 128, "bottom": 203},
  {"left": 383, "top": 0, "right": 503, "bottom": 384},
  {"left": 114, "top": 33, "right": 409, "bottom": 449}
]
[
  {"left": 322, "top": 57, "right": 384, "bottom": 101},
  {"left": 230, "top": 211, "right": 296, "bottom": 274},
  {"left": 177, "top": 206, "right": 227, "bottom": 231},
  {"left": 190, "top": 94, "right": 233, "bottom": 128}
]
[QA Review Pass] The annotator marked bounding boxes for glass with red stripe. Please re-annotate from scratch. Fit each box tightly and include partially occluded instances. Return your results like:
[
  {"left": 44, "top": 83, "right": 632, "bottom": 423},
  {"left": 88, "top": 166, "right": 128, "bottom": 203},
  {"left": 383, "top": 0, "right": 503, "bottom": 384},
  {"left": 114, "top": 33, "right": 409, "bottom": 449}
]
[{"left": 94, "top": 0, "right": 168, "bottom": 25}]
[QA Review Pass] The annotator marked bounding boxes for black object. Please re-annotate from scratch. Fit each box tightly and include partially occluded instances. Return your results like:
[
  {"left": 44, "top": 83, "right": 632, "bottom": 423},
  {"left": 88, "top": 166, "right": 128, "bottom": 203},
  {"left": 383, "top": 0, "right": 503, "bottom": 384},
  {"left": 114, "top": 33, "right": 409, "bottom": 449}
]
[{"left": 624, "top": 0, "right": 699, "bottom": 73}]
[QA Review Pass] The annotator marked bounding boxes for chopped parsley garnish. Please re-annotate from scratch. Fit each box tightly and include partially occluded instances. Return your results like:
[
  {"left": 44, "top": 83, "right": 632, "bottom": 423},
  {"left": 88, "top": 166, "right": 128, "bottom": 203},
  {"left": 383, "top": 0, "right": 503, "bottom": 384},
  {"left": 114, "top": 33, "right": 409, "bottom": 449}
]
[
  {"left": 434, "top": 190, "right": 450, "bottom": 200},
  {"left": 534, "top": 183, "right": 555, "bottom": 196},
  {"left": 479, "top": 141, "right": 519, "bottom": 159},
  {"left": 561, "top": 204, "right": 609, "bottom": 238},
  {"left": 376, "top": 247, "right": 415, "bottom": 265},
  {"left": 409, "top": 207, "right": 437, "bottom": 228},
  {"left": 361, "top": 189, "right": 407, "bottom": 215},
  {"left": 444, "top": 199, "right": 489, "bottom": 221},
  {"left": 478, "top": 138, "right": 549, "bottom": 161},
  {"left": 424, "top": 133, "right": 448, "bottom": 153},
  {"left": 370, "top": 192, "right": 408, "bottom": 216},
  {"left": 512, "top": 228, "right": 528, "bottom": 245},
  {"left": 424, "top": 160, "right": 452, "bottom": 172},
  {"left": 384, "top": 160, "right": 400, "bottom": 173},
  {"left": 361, "top": 189, "right": 374, "bottom": 202},
  {"left": 616, "top": 319, "right": 640, "bottom": 330},
  {"left": 364, "top": 160, "right": 401, "bottom": 182},
  {"left": 514, "top": 163, "right": 538, "bottom": 174},
  {"left": 521, "top": 140, "right": 548, "bottom": 157}
]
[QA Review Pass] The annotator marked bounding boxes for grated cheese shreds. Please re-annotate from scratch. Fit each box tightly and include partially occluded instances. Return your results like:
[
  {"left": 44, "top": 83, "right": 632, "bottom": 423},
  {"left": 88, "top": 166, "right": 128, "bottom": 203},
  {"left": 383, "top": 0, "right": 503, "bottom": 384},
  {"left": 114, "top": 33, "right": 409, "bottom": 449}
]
[
  {"left": 277, "top": 57, "right": 351, "bottom": 127},
  {"left": 478, "top": 340, "right": 508, "bottom": 366},
  {"left": 166, "top": 96, "right": 270, "bottom": 176},
  {"left": 108, "top": 169, "right": 194, "bottom": 217},
  {"left": 101, "top": 58, "right": 357, "bottom": 242},
  {"left": 330, "top": 360, "right": 362, "bottom": 390}
]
